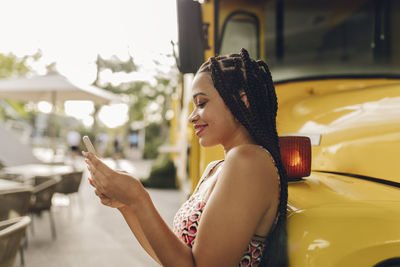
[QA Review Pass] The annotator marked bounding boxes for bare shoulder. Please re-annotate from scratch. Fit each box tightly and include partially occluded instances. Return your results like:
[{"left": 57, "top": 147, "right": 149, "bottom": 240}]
[
  {"left": 222, "top": 144, "right": 279, "bottom": 188},
  {"left": 226, "top": 144, "right": 277, "bottom": 171}
]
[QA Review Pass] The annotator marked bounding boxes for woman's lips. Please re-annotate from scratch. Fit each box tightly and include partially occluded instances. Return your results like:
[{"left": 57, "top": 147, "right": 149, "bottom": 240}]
[{"left": 194, "top": 124, "right": 207, "bottom": 136}]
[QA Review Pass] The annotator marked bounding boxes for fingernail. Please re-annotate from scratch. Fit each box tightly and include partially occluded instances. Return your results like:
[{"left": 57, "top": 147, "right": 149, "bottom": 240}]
[
  {"left": 88, "top": 178, "right": 93, "bottom": 184},
  {"left": 85, "top": 159, "right": 88, "bottom": 163}
]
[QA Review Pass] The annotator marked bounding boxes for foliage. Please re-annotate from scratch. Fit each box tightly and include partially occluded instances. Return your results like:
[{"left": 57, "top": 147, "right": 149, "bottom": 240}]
[
  {"left": 143, "top": 123, "right": 164, "bottom": 159},
  {"left": 0, "top": 53, "right": 36, "bottom": 122},
  {"left": 95, "top": 54, "right": 137, "bottom": 73},
  {"left": 93, "top": 54, "right": 177, "bottom": 159},
  {"left": 6, "top": 99, "right": 29, "bottom": 120},
  {"left": 0, "top": 53, "right": 30, "bottom": 79},
  {"left": 141, "top": 153, "right": 177, "bottom": 189}
]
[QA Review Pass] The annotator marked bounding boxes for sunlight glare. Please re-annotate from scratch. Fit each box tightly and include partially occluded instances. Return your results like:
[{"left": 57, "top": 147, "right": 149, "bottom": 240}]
[
  {"left": 64, "top": 101, "right": 94, "bottom": 119},
  {"left": 82, "top": 116, "right": 94, "bottom": 128},
  {"left": 37, "top": 101, "right": 53, "bottom": 113},
  {"left": 98, "top": 103, "right": 129, "bottom": 128}
]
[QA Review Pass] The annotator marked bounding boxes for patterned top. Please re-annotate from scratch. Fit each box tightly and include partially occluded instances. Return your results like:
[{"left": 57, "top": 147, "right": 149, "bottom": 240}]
[{"left": 173, "top": 149, "right": 280, "bottom": 267}]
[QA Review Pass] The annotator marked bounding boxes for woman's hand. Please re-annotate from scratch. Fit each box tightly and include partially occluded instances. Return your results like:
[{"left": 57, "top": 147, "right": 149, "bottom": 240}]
[
  {"left": 96, "top": 189, "right": 126, "bottom": 209},
  {"left": 83, "top": 151, "right": 147, "bottom": 209},
  {"left": 88, "top": 178, "right": 126, "bottom": 208}
]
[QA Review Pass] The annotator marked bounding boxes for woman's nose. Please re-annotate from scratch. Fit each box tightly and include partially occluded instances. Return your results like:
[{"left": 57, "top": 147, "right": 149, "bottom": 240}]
[{"left": 188, "top": 111, "right": 199, "bottom": 123}]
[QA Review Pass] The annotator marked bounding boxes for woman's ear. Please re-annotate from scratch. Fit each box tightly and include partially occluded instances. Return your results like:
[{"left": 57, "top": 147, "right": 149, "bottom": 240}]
[{"left": 240, "top": 92, "right": 250, "bottom": 108}]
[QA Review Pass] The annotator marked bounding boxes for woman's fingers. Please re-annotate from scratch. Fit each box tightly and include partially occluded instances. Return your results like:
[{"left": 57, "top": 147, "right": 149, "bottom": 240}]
[
  {"left": 95, "top": 189, "right": 111, "bottom": 201},
  {"left": 88, "top": 178, "right": 95, "bottom": 187},
  {"left": 94, "top": 189, "right": 116, "bottom": 207},
  {"left": 101, "top": 198, "right": 110, "bottom": 205},
  {"left": 87, "top": 164, "right": 105, "bottom": 187},
  {"left": 94, "top": 189, "right": 101, "bottom": 197},
  {"left": 84, "top": 152, "right": 135, "bottom": 206},
  {"left": 86, "top": 163, "right": 95, "bottom": 178},
  {"left": 84, "top": 152, "right": 114, "bottom": 176}
]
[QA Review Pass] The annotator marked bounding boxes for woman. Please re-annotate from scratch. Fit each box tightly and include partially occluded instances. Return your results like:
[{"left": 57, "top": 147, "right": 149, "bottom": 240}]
[{"left": 84, "top": 48, "right": 288, "bottom": 267}]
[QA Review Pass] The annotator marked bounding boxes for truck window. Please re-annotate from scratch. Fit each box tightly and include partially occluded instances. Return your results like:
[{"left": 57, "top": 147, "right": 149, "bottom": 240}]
[
  {"left": 263, "top": 0, "right": 400, "bottom": 79},
  {"left": 219, "top": 11, "right": 260, "bottom": 58}
]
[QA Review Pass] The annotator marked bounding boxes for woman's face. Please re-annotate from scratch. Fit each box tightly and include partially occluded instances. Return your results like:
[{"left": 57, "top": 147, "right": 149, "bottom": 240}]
[{"left": 188, "top": 72, "right": 243, "bottom": 148}]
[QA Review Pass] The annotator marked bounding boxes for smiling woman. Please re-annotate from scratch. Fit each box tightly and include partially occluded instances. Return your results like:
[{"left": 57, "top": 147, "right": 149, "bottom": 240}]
[{"left": 84, "top": 48, "right": 288, "bottom": 267}]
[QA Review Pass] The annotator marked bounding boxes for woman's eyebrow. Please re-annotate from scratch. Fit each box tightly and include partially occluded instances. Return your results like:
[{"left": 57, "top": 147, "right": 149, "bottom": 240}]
[{"left": 192, "top": 92, "right": 207, "bottom": 100}]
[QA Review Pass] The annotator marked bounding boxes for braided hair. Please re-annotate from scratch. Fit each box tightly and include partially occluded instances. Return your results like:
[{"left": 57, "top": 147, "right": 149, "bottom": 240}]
[{"left": 197, "top": 48, "right": 289, "bottom": 267}]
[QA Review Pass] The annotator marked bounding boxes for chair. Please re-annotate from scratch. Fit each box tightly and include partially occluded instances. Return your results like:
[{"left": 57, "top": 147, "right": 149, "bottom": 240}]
[
  {"left": 0, "top": 189, "right": 32, "bottom": 221},
  {"left": 0, "top": 216, "right": 31, "bottom": 267},
  {"left": 28, "top": 176, "right": 61, "bottom": 240},
  {"left": 55, "top": 171, "right": 84, "bottom": 212},
  {"left": 55, "top": 171, "right": 83, "bottom": 196},
  {"left": 0, "top": 188, "right": 33, "bottom": 266}
]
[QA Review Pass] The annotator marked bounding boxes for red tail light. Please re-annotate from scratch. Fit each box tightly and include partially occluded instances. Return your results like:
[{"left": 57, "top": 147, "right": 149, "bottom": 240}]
[{"left": 279, "top": 136, "right": 311, "bottom": 180}]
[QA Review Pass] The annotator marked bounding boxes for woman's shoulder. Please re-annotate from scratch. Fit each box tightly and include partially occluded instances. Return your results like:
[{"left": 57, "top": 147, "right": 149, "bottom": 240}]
[
  {"left": 224, "top": 144, "right": 278, "bottom": 179},
  {"left": 226, "top": 144, "right": 272, "bottom": 162},
  {"left": 216, "top": 144, "right": 279, "bottom": 206}
]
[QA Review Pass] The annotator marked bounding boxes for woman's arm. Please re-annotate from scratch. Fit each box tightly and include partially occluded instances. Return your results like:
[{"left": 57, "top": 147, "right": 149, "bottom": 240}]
[
  {"left": 118, "top": 160, "right": 222, "bottom": 266},
  {"left": 130, "top": 191, "right": 195, "bottom": 267},
  {"left": 92, "top": 185, "right": 162, "bottom": 264},
  {"left": 84, "top": 145, "right": 279, "bottom": 267},
  {"left": 118, "top": 206, "right": 162, "bottom": 265}
]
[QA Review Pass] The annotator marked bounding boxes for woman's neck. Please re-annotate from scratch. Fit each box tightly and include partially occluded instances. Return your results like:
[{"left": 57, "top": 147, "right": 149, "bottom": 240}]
[{"left": 222, "top": 127, "right": 256, "bottom": 156}]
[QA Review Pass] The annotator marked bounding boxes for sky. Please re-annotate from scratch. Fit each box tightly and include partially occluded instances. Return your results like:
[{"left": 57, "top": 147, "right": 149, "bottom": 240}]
[{"left": 0, "top": 0, "right": 178, "bottom": 128}]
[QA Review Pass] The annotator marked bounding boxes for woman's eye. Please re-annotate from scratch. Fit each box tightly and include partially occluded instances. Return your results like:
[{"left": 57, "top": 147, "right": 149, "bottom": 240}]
[{"left": 197, "top": 102, "right": 206, "bottom": 108}]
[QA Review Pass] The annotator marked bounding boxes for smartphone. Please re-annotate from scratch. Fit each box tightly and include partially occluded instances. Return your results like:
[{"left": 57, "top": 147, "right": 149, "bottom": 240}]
[{"left": 82, "top": 135, "right": 97, "bottom": 155}]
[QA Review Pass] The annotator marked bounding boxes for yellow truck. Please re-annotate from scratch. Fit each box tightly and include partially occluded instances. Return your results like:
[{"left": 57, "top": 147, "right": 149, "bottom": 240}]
[{"left": 172, "top": 0, "right": 400, "bottom": 266}]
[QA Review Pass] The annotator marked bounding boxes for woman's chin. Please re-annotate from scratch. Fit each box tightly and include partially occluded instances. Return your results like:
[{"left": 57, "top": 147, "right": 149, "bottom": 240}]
[{"left": 199, "top": 138, "right": 218, "bottom": 147}]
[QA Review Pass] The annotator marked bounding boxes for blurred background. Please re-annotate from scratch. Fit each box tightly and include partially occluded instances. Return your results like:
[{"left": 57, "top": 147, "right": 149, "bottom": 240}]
[
  {"left": 0, "top": 0, "right": 181, "bottom": 266},
  {"left": 0, "top": 0, "right": 179, "bottom": 164}
]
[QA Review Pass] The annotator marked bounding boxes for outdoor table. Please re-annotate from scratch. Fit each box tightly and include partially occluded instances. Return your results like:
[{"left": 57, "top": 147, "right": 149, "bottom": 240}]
[
  {"left": 0, "top": 178, "right": 32, "bottom": 192},
  {"left": 2, "top": 164, "right": 74, "bottom": 182}
]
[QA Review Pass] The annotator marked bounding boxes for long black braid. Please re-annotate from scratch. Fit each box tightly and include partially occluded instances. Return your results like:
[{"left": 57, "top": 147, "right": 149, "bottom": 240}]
[{"left": 198, "top": 48, "right": 289, "bottom": 267}]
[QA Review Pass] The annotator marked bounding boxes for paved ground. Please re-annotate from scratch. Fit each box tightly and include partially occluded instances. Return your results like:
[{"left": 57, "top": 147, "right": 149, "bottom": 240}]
[{"left": 17, "top": 157, "right": 185, "bottom": 267}]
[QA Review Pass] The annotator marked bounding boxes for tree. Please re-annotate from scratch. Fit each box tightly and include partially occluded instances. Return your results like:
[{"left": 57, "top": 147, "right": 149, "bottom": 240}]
[
  {"left": 0, "top": 53, "right": 35, "bottom": 121},
  {"left": 0, "top": 53, "right": 30, "bottom": 79},
  {"left": 92, "top": 54, "right": 178, "bottom": 158},
  {"left": 92, "top": 54, "right": 137, "bottom": 86}
]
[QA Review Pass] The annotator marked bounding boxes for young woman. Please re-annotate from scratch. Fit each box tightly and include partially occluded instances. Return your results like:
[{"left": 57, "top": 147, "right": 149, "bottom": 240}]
[{"left": 84, "top": 48, "right": 288, "bottom": 267}]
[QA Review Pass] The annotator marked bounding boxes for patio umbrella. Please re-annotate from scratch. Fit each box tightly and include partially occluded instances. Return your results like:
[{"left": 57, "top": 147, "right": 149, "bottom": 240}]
[
  {"left": 0, "top": 73, "right": 122, "bottom": 160},
  {"left": 0, "top": 73, "right": 120, "bottom": 104}
]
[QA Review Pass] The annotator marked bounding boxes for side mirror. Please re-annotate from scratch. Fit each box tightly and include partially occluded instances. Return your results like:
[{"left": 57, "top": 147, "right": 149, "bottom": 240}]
[
  {"left": 176, "top": 0, "right": 205, "bottom": 73},
  {"left": 279, "top": 136, "right": 311, "bottom": 180}
]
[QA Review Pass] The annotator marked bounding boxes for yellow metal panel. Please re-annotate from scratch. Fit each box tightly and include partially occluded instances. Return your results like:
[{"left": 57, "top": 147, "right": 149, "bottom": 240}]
[
  {"left": 190, "top": 137, "right": 201, "bottom": 192},
  {"left": 169, "top": 96, "right": 179, "bottom": 161},
  {"left": 199, "top": 145, "right": 225, "bottom": 179},
  {"left": 288, "top": 172, "right": 400, "bottom": 267},
  {"left": 188, "top": 101, "right": 201, "bottom": 192},
  {"left": 202, "top": 0, "right": 215, "bottom": 60}
]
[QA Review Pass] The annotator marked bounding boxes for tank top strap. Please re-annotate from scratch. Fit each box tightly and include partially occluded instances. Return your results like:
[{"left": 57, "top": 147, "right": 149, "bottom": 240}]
[{"left": 193, "top": 159, "right": 224, "bottom": 194}]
